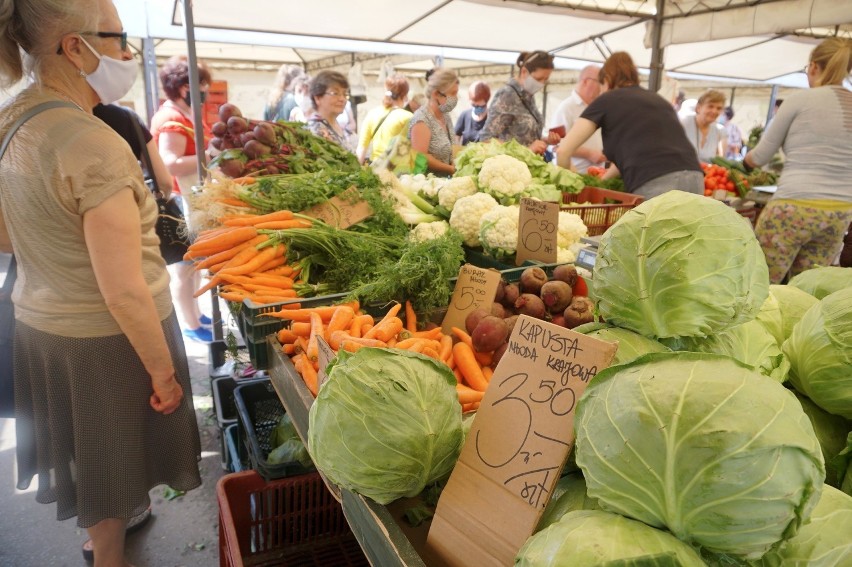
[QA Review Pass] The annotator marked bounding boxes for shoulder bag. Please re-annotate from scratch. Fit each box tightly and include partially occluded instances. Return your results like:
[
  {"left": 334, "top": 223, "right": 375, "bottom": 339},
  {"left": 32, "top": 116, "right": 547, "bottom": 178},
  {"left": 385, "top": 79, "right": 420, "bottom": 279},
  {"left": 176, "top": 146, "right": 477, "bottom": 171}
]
[{"left": 0, "top": 100, "right": 76, "bottom": 417}]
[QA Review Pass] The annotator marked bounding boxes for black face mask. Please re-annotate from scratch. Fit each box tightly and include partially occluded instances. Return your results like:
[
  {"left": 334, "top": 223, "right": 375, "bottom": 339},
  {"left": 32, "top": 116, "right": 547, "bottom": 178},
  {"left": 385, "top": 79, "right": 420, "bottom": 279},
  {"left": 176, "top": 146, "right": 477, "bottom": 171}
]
[{"left": 183, "top": 90, "right": 207, "bottom": 106}]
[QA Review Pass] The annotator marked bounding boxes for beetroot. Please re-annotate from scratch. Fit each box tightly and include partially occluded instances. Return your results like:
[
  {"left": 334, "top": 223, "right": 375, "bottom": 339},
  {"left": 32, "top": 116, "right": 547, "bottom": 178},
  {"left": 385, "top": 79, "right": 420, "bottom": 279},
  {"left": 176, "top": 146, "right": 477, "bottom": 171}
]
[
  {"left": 490, "top": 302, "right": 506, "bottom": 319},
  {"left": 540, "top": 280, "right": 574, "bottom": 313},
  {"left": 552, "top": 264, "right": 579, "bottom": 287},
  {"left": 550, "top": 314, "right": 566, "bottom": 327},
  {"left": 253, "top": 122, "right": 277, "bottom": 146},
  {"left": 515, "top": 293, "right": 546, "bottom": 319},
  {"left": 464, "top": 308, "right": 490, "bottom": 335},
  {"left": 519, "top": 266, "right": 548, "bottom": 294},
  {"left": 472, "top": 316, "right": 510, "bottom": 353},
  {"left": 218, "top": 158, "right": 244, "bottom": 178},
  {"left": 227, "top": 116, "right": 248, "bottom": 136},
  {"left": 492, "top": 342, "right": 509, "bottom": 367},
  {"left": 211, "top": 121, "right": 228, "bottom": 137},
  {"left": 495, "top": 279, "right": 506, "bottom": 303},
  {"left": 563, "top": 296, "right": 595, "bottom": 329},
  {"left": 218, "top": 103, "right": 242, "bottom": 122},
  {"left": 502, "top": 283, "right": 520, "bottom": 308},
  {"left": 503, "top": 315, "right": 519, "bottom": 335}
]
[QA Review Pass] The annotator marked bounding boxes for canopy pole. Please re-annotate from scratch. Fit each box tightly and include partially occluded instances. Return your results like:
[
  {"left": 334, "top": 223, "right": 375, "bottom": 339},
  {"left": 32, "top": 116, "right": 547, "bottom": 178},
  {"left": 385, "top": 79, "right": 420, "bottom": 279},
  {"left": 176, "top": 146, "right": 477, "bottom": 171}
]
[
  {"left": 141, "top": 37, "right": 159, "bottom": 126},
  {"left": 648, "top": 0, "right": 666, "bottom": 93},
  {"left": 180, "top": 0, "right": 207, "bottom": 185},
  {"left": 765, "top": 85, "right": 779, "bottom": 128}
]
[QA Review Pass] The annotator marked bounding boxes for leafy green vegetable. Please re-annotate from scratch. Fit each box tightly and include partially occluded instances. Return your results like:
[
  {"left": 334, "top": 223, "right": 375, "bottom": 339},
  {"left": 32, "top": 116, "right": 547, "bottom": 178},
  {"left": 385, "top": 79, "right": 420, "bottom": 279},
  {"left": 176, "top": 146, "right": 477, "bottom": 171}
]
[
  {"left": 535, "top": 473, "right": 598, "bottom": 532},
  {"left": 575, "top": 352, "right": 825, "bottom": 559},
  {"left": 307, "top": 348, "right": 463, "bottom": 504},
  {"left": 517, "top": 510, "right": 706, "bottom": 567},
  {"left": 236, "top": 169, "right": 381, "bottom": 214},
  {"left": 267, "top": 414, "right": 314, "bottom": 469},
  {"left": 783, "top": 287, "right": 852, "bottom": 419},
  {"left": 592, "top": 190, "right": 769, "bottom": 339},
  {"left": 788, "top": 266, "right": 852, "bottom": 299},
  {"left": 795, "top": 392, "right": 852, "bottom": 491},
  {"left": 755, "top": 284, "right": 819, "bottom": 346},
  {"left": 574, "top": 324, "right": 670, "bottom": 366},
  {"left": 749, "top": 485, "right": 852, "bottom": 566}
]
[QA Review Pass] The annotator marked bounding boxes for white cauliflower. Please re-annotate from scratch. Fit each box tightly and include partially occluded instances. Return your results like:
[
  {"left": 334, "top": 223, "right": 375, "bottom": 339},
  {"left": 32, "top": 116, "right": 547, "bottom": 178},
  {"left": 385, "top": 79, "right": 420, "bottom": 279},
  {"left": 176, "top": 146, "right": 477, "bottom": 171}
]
[
  {"left": 409, "top": 220, "right": 450, "bottom": 243},
  {"left": 449, "top": 193, "right": 499, "bottom": 247},
  {"left": 556, "top": 242, "right": 584, "bottom": 264},
  {"left": 479, "top": 205, "right": 520, "bottom": 258},
  {"left": 438, "top": 176, "right": 478, "bottom": 212},
  {"left": 557, "top": 211, "right": 588, "bottom": 249},
  {"left": 477, "top": 154, "right": 532, "bottom": 204}
]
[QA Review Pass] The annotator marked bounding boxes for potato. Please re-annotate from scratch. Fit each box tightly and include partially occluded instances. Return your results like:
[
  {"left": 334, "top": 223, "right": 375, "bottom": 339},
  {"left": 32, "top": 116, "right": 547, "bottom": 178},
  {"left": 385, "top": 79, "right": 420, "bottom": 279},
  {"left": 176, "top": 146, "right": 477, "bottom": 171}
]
[{"left": 472, "top": 316, "right": 509, "bottom": 353}]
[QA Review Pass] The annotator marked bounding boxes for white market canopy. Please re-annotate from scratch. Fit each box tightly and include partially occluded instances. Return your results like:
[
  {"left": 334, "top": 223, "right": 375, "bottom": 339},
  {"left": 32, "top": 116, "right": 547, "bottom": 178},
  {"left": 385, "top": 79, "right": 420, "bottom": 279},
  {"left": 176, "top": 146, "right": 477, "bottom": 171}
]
[{"left": 117, "top": 0, "right": 852, "bottom": 87}]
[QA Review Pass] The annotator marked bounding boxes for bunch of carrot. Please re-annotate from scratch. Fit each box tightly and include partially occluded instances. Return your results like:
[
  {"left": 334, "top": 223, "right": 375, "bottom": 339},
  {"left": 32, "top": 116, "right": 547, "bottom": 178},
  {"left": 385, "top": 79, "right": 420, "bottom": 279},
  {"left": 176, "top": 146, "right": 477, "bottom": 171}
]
[
  {"left": 184, "top": 210, "right": 312, "bottom": 305},
  {"left": 271, "top": 300, "right": 497, "bottom": 413}
]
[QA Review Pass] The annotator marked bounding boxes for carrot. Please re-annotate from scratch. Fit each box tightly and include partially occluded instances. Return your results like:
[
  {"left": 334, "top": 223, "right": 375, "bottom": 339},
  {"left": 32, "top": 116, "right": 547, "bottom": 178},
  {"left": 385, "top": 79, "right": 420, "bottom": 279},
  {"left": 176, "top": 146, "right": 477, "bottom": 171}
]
[
  {"left": 306, "top": 312, "right": 323, "bottom": 362},
  {"left": 408, "top": 341, "right": 426, "bottom": 354},
  {"left": 217, "top": 197, "right": 253, "bottom": 208},
  {"left": 348, "top": 314, "right": 373, "bottom": 338},
  {"left": 421, "top": 346, "right": 442, "bottom": 360},
  {"left": 412, "top": 327, "right": 444, "bottom": 340},
  {"left": 253, "top": 219, "right": 312, "bottom": 230},
  {"left": 219, "top": 291, "right": 249, "bottom": 303},
  {"left": 453, "top": 368, "right": 463, "bottom": 384},
  {"left": 291, "top": 321, "right": 312, "bottom": 337},
  {"left": 193, "top": 235, "right": 266, "bottom": 270},
  {"left": 252, "top": 296, "right": 297, "bottom": 305},
  {"left": 253, "top": 265, "right": 294, "bottom": 277},
  {"left": 217, "top": 243, "right": 263, "bottom": 273},
  {"left": 263, "top": 302, "right": 359, "bottom": 322},
  {"left": 282, "top": 343, "right": 296, "bottom": 355},
  {"left": 193, "top": 275, "right": 222, "bottom": 298},
  {"left": 231, "top": 176, "right": 257, "bottom": 185},
  {"left": 328, "top": 329, "right": 351, "bottom": 351},
  {"left": 386, "top": 337, "right": 397, "bottom": 348},
  {"left": 395, "top": 337, "right": 440, "bottom": 351},
  {"left": 208, "top": 260, "right": 228, "bottom": 273},
  {"left": 296, "top": 336, "right": 309, "bottom": 355},
  {"left": 439, "top": 334, "right": 453, "bottom": 363},
  {"left": 326, "top": 306, "right": 355, "bottom": 338},
  {"left": 404, "top": 300, "right": 417, "bottom": 333},
  {"left": 447, "top": 352, "right": 455, "bottom": 370},
  {"left": 482, "top": 366, "right": 494, "bottom": 382},
  {"left": 223, "top": 210, "right": 294, "bottom": 227},
  {"left": 456, "top": 384, "right": 485, "bottom": 404},
  {"left": 474, "top": 350, "right": 493, "bottom": 367},
  {"left": 453, "top": 342, "right": 488, "bottom": 391},
  {"left": 254, "top": 255, "right": 289, "bottom": 273},
  {"left": 451, "top": 327, "right": 473, "bottom": 348},
  {"left": 297, "top": 356, "right": 319, "bottom": 397},
  {"left": 247, "top": 275, "right": 294, "bottom": 288},
  {"left": 278, "top": 328, "right": 299, "bottom": 344},
  {"left": 220, "top": 244, "right": 283, "bottom": 276},
  {"left": 186, "top": 226, "right": 258, "bottom": 256},
  {"left": 363, "top": 303, "right": 402, "bottom": 341},
  {"left": 463, "top": 402, "right": 481, "bottom": 413},
  {"left": 193, "top": 227, "right": 231, "bottom": 243}
]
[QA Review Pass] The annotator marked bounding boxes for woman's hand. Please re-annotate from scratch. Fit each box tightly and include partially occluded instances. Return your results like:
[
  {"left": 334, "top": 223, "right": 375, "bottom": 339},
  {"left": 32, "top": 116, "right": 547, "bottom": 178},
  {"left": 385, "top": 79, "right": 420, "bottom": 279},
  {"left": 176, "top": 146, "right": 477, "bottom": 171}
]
[
  {"left": 150, "top": 373, "right": 184, "bottom": 414},
  {"left": 529, "top": 139, "right": 548, "bottom": 155},
  {"left": 545, "top": 131, "right": 562, "bottom": 145}
]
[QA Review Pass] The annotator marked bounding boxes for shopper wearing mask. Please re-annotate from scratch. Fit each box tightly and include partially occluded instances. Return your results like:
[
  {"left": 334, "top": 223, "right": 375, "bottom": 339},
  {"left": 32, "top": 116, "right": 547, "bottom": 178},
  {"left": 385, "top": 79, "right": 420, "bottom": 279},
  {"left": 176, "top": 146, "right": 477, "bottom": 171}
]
[
  {"left": 289, "top": 74, "right": 313, "bottom": 122},
  {"left": 150, "top": 55, "right": 214, "bottom": 343},
  {"left": 680, "top": 89, "right": 726, "bottom": 163},
  {"left": 408, "top": 67, "right": 460, "bottom": 175},
  {"left": 357, "top": 73, "right": 413, "bottom": 164},
  {"left": 556, "top": 52, "right": 702, "bottom": 199},
  {"left": 0, "top": 1, "right": 202, "bottom": 565},
  {"left": 454, "top": 81, "right": 491, "bottom": 145},
  {"left": 480, "top": 51, "right": 561, "bottom": 154},
  {"left": 306, "top": 70, "right": 353, "bottom": 151},
  {"left": 744, "top": 38, "right": 852, "bottom": 283},
  {"left": 550, "top": 65, "right": 605, "bottom": 173}
]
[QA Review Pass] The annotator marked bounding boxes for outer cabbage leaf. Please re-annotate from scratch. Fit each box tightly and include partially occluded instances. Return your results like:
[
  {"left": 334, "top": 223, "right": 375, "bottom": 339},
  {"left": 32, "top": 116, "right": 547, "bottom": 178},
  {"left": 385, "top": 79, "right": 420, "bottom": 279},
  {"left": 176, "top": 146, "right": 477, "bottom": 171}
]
[
  {"left": 662, "top": 319, "right": 790, "bottom": 382},
  {"left": 783, "top": 287, "right": 852, "bottom": 419},
  {"left": 788, "top": 266, "right": 852, "bottom": 299},
  {"left": 516, "top": 510, "right": 706, "bottom": 567},
  {"left": 576, "top": 324, "right": 671, "bottom": 366},
  {"left": 307, "top": 348, "right": 463, "bottom": 504},
  {"left": 591, "top": 191, "right": 769, "bottom": 339},
  {"left": 750, "top": 485, "right": 852, "bottom": 566},
  {"left": 756, "top": 284, "right": 819, "bottom": 346},
  {"left": 535, "top": 473, "right": 599, "bottom": 532},
  {"left": 795, "top": 393, "right": 852, "bottom": 491},
  {"left": 575, "top": 352, "right": 825, "bottom": 559},
  {"left": 835, "top": 434, "right": 852, "bottom": 496}
]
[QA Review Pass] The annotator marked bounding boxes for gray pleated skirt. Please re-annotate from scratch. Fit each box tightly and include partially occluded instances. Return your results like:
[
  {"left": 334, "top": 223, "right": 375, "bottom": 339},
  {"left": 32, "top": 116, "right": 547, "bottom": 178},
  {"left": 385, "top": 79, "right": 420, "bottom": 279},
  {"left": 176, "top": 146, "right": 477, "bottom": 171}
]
[{"left": 13, "top": 310, "right": 202, "bottom": 528}]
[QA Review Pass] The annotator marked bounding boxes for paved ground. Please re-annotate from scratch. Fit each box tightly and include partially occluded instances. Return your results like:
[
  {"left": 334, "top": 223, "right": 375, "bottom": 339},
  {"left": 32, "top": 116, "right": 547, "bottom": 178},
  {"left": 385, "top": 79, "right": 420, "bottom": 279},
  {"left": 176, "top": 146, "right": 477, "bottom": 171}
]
[{"left": 0, "top": 258, "right": 245, "bottom": 566}]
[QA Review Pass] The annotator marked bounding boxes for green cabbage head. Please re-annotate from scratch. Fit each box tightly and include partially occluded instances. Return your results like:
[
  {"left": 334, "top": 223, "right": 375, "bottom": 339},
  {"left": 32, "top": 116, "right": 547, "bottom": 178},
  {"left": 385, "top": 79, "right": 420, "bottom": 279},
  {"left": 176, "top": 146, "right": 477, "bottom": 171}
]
[
  {"left": 788, "top": 266, "right": 852, "bottom": 299},
  {"left": 575, "top": 324, "right": 671, "bottom": 366},
  {"left": 575, "top": 352, "right": 825, "bottom": 559},
  {"left": 307, "top": 347, "right": 463, "bottom": 504},
  {"left": 516, "top": 510, "right": 706, "bottom": 567},
  {"left": 795, "top": 392, "right": 852, "bottom": 491},
  {"left": 535, "top": 473, "right": 598, "bottom": 532},
  {"left": 756, "top": 284, "right": 819, "bottom": 346},
  {"left": 783, "top": 287, "right": 852, "bottom": 419},
  {"left": 750, "top": 485, "right": 852, "bottom": 566},
  {"left": 592, "top": 190, "right": 769, "bottom": 339}
]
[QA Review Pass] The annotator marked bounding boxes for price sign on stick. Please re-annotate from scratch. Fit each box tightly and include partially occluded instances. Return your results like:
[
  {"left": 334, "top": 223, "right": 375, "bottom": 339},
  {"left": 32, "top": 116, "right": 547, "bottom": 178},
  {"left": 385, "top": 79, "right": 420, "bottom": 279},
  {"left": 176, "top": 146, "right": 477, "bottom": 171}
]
[
  {"left": 441, "top": 264, "right": 502, "bottom": 335},
  {"left": 303, "top": 186, "right": 373, "bottom": 229},
  {"left": 315, "top": 336, "right": 335, "bottom": 390},
  {"left": 515, "top": 198, "right": 559, "bottom": 266},
  {"left": 427, "top": 315, "right": 617, "bottom": 567}
]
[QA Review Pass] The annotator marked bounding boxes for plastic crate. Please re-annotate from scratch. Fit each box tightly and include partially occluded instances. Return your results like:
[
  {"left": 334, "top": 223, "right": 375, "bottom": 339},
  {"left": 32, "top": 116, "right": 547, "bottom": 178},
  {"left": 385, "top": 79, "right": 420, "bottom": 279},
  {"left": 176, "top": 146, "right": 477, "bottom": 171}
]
[
  {"left": 214, "top": 376, "right": 266, "bottom": 428},
  {"left": 234, "top": 378, "right": 314, "bottom": 481},
  {"left": 561, "top": 186, "right": 643, "bottom": 236},
  {"left": 217, "top": 470, "right": 368, "bottom": 567},
  {"left": 225, "top": 423, "right": 248, "bottom": 473}
]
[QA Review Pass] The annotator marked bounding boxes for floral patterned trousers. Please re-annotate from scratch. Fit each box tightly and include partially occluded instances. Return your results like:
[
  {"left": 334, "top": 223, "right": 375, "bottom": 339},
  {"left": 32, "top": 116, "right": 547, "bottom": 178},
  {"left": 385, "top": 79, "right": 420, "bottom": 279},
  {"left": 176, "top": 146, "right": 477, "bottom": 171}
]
[{"left": 755, "top": 200, "right": 852, "bottom": 284}]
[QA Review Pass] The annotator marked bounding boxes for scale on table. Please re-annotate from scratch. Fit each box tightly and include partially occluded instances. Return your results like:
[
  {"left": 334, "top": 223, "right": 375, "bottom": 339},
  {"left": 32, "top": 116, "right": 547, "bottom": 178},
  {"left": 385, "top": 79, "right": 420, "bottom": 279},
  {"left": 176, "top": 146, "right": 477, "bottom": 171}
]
[{"left": 574, "top": 235, "right": 601, "bottom": 275}]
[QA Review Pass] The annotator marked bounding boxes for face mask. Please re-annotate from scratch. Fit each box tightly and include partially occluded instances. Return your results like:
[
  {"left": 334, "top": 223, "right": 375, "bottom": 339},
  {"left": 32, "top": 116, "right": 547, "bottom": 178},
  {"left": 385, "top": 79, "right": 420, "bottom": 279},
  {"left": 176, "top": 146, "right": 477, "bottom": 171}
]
[
  {"left": 438, "top": 95, "right": 458, "bottom": 113},
  {"left": 523, "top": 74, "right": 545, "bottom": 95},
  {"left": 78, "top": 36, "right": 137, "bottom": 104},
  {"left": 472, "top": 105, "right": 486, "bottom": 116},
  {"left": 295, "top": 93, "right": 312, "bottom": 111},
  {"left": 183, "top": 90, "right": 207, "bottom": 106}
]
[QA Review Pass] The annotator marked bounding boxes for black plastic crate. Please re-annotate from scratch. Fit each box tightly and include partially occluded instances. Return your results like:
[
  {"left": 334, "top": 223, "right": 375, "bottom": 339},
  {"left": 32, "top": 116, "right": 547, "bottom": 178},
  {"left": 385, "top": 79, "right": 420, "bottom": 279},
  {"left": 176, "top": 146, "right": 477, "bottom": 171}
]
[
  {"left": 225, "top": 423, "right": 247, "bottom": 473},
  {"left": 234, "top": 378, "right": 313, "bottom": 481},
  {"left": 213, "top": 376, "right": 265, "bottom": 428}
]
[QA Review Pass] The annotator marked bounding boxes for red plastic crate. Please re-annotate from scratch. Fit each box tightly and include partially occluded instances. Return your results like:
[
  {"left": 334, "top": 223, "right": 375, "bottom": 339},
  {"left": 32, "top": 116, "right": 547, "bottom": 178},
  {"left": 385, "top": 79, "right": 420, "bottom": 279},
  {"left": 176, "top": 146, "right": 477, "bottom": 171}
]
[
  {"left": 562, "top": 186, "right": 643, "bottom": 236},
  {"left": 217, "top": 470, "right": 368, "bottom": 567}
]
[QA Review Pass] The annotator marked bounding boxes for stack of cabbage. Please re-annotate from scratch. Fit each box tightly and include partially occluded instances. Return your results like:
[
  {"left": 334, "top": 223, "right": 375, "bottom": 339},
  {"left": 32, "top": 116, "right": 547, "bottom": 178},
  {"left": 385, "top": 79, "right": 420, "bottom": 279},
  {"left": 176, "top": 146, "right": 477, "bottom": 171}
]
[{"left": 516, "top": 192, "right": 852, "bottom": 566}]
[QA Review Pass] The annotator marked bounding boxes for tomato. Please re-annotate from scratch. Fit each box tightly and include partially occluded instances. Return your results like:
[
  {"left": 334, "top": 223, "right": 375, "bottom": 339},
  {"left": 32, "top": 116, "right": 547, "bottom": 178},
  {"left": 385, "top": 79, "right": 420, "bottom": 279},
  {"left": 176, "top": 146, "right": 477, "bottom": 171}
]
[
  {"left": 726, "top": 182, "right": 735, "bottom": 191},
  {"left": 572, "top": 275, "right": 589, "bottom": 297},
  {"left": 707, "top": 178, "right": 718, "bottom": 189}
]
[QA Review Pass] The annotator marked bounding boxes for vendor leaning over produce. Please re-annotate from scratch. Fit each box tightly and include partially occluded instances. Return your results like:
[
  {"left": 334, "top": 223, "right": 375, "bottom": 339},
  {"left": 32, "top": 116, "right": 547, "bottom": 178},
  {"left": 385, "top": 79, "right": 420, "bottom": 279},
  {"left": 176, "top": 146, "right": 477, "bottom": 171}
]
[
  {"left": 680, "top": 89, "right": 726, "bottom": 163},
  {"left": 549, "top": 64, "right": 605, "bottom": 173},
  {"left": 357, "top": 72, "right": 413, "bottom": 164},
  {"left": 408, "top": 67, "right": 459, "bottom": 176},
  {"left": 479, "top": 51, "right": 562, "bottom": 155},
  {"left": 0, "top": 0, "right": 202, "bottom": 564},
  {"left": 744, "top": 37, "right": 852, "bottom": 284},
  {"left": 556, "top": 52, "right": 703, "bottom": 199},
  {"left": 306, "top": 70, "right": 355, "bottom": 152}
]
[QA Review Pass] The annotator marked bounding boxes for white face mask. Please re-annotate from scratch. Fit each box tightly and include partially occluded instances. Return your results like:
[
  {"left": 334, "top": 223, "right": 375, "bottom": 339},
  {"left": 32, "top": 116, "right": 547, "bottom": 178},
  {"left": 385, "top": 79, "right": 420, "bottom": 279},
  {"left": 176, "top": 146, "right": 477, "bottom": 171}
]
[
  {"left": 523, "top": 74, "right": 545, "bottom": 95},
  {"left": 78, "top": 36, "right": 137, "bottom": 104},
  {"left": 295, "top": 92, "right": 312, "bottom": 111}
]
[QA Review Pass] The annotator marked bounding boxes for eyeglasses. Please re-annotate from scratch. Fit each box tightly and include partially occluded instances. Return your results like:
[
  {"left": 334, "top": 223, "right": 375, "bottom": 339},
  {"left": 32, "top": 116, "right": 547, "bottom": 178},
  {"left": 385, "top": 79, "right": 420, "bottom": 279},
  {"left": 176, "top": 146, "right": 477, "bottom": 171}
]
[
  {"left": 56, "top": 31, "right": 128, "bottom": 54},
  {"left": 323, "top": 90, "right": 350, "bottom": 99}
]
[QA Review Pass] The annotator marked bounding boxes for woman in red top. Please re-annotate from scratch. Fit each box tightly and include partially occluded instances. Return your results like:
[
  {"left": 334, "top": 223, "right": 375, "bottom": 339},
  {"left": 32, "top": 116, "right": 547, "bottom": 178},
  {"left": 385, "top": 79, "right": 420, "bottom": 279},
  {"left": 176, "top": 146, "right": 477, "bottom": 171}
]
[{"left": 150, "top": 55, "right": 213, "bottom": 342}]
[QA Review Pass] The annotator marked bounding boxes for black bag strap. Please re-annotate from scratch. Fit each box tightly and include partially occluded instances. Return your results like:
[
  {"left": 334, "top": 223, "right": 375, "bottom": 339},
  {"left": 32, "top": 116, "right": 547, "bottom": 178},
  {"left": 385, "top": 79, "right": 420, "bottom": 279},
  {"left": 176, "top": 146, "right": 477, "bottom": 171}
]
[
  {"left": 371, "top": 108, "right": 395, "bottom": 139},
  {"left": 128, "top": 117, "right": 162, "bottom": 198}
]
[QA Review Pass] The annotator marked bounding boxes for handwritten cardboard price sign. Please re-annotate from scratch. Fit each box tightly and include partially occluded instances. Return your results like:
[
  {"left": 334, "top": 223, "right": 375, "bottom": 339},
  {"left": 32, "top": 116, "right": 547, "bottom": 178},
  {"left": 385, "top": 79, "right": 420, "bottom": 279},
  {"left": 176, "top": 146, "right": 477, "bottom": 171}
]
[
  {"left": 427, "top": 315, "right": 617, "bottom": 567},
  {"left": 515, "top": 197, "right": 559, "bottom": 266},
  {"left": 441, "top": 264, "right": 502, "bottom": 335},
  {"left": 303, "top": 186, "right": 373, "bottom": 229}
]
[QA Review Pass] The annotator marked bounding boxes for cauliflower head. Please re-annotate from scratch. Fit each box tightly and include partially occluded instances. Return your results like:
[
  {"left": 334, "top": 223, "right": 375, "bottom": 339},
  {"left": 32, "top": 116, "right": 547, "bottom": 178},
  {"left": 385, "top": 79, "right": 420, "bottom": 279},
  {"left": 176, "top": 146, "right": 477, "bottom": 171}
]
[
  {"left": 557, "top": 211, "right": 588, "bottom": 249},
  {"left": 479, "top": 205, "right": 520, "bottom": 258},
  {"left": 409, "top": 220, "right": 450, "bottom": 243},
  {"left": 449, "top": 193, "right": 499, "bottom": 247},
  {"left": 477, "top": 154, "right": 532, "bottom": 203},
  {"left": 438, "top": 176, "right": 478, "bottom": 211}
]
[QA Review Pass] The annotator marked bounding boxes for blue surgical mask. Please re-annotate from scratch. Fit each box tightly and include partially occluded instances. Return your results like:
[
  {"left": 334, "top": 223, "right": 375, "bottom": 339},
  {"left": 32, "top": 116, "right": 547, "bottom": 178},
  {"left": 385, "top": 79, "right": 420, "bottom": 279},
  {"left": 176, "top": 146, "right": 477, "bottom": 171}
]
[{"left": 472, "top": 105, "right": 486, "bottom": 116}]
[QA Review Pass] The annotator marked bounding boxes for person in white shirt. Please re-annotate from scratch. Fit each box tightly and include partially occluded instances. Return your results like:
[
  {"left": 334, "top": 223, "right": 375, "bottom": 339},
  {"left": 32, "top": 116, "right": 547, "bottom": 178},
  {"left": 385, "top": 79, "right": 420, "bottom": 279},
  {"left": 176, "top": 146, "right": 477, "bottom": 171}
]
[
  {"left": 680, "top": 89, "right": 726, "bottom": 163},
  {"left": 721, "top": 106, "right": 743, "bottom": 160},
  {"left": 550, "top": 65, "right": 605, "bottom": 173}
]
